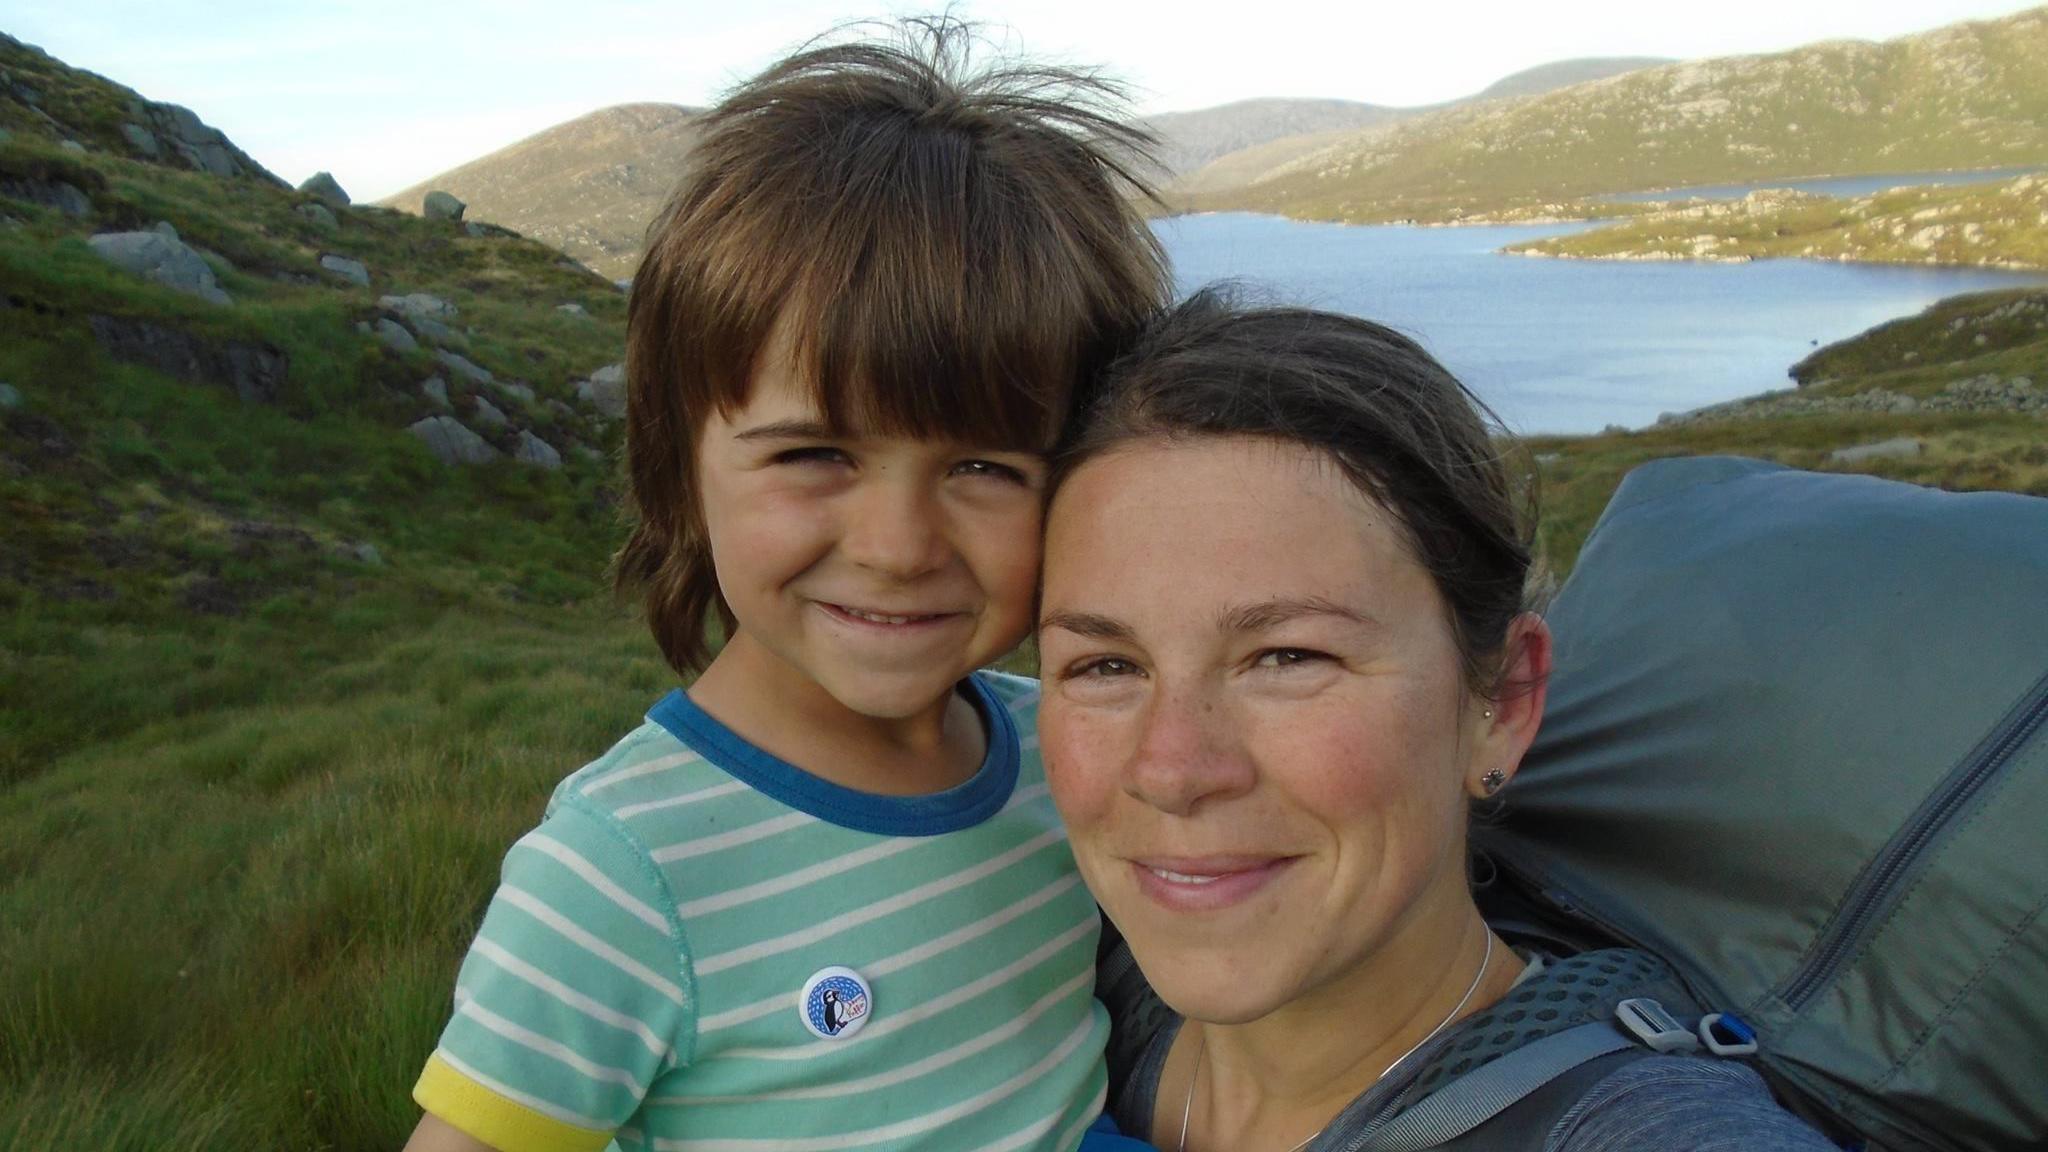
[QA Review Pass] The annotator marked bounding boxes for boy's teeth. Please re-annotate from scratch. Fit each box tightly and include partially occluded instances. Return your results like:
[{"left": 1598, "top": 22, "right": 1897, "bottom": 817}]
[
  {"left": 1150, "top": 867, "right": 1221, "bottom": 885},
  {"left": 844, "top": 607, "right": 922, "bottom": 625}
]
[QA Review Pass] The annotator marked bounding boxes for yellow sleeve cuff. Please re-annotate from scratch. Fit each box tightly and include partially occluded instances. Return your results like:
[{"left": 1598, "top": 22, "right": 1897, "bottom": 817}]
[{"left": 414, "top": 1052, "right": 615, "bottom": 1152}]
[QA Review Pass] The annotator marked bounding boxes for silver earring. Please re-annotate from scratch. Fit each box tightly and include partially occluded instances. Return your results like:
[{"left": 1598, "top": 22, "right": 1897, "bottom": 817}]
[
  {"left": 1481, "top": 769, "right": 1507, "bottom": 795},
  {"left": 1483, "top": 709, "right": 1494, "bottom": 720}
]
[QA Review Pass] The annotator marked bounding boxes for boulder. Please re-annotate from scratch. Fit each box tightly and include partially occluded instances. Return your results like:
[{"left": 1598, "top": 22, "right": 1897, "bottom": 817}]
[
  {"left": 470, "top": 396, "right": 508, "bottom": 428},
  {"left": 407, "top": 416, "right": 499, "bottom": 465},
  {"left": 296, "top": 202, "right": 337, "bottom": 231},
  {"left": 1829, "top": 437, "right": 1923, "bottom": 464},
  {"left": 491, "top": 379, "right": 536, "bottom": 405},
  {"left": 419, "top": 376, "right": 449, "bottom": 408},
  {"left": 435, "top": 349, "right": 494, "bottom": 385},
  {"left": 404, "top": 313, "right": 462, "bottom": 348},
  {"left": 87, "top": 314, "right": 285, "bottom": 404},
  {"left": 423, "top": 190, "right": 465, "bottom": 221},
  {"left": 87, "top": 231, "right": 231, "bottom": 305},
  {"left": 378, "top": 293, "right": 457, "bottom": 320},
  {"left": 556, "top": 302, "right": 587, "bottom": 317},
  {"left": 2, "top": 177, "right": 92, "bottom": 218},
  {"left": 120, "top": 123, "right": 161, "bottom": 159},
  {"left": 59, "top": 140, "right": 85, "bottom": 155},
  {"left": 374, "top": 317, "right": 418, "bottom": 353},
  {"left": 297, "top": 171, "right": 350, "bottom": 206},
  {"left": 514, "top": 430, "right": 562, "bottom": 470},
  {"left": 153, "top": 221, "right": 180, "bottom": 242},
  {"left": 576, "top": 363, "right": 626, "bottom": 420},
  {"left": 319, "top": 254, "right": 369, "bottom": 286}
]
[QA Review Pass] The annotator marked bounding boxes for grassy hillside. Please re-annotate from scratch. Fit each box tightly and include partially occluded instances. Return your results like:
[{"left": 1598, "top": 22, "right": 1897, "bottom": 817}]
[
  {"left": 380, "top": 102, "right": 700, "bottom": 281},
  {"left": 2, "top": 34, "right": 676, "bottom": 1149},
  {"left": 1193, "top": 6, "right": 2048, "bottom": 224},
  {"left": 1507, "top": 173, "right": 2048, "bottom": 267},
  {"left": 1470, "top": 56, "right": 1675, "bottom": 102}
]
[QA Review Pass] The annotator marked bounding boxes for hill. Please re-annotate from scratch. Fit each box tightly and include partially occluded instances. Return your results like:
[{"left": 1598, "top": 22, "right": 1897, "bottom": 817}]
[
  {"left": 380, "top": 102, "right": 700, "bottom": 280},
  {"left": 1507, "top": 173, "right": 2048, "bottom": 268},
  {"left": 1190, "top": 6, "right": 2048, "bottom": 223},
  {"left": 1470, "top": 56, "right": 1676, "bottom": 102},
  {"left": 1140, "top": 97, "right": 1409, "bottom": 178}
]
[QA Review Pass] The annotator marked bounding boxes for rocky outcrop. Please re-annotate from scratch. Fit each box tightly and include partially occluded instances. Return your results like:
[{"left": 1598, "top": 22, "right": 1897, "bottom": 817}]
[
  {"left": 514, "top": 430, "right": 562, "bottom": 470},
  {"left": 378, "top": 293, "right": 456, "bottom": 320},
  {"left": 297, "top": 171, "right": 349, "bottom": 206},
  {"left": 87, "top": 231, "right": 231, "bottom": 305},
  {"left": 575, "top": 363, "right": 626, "bottom": 420},
  {"left": 87, "top": 314, "right": 287, "bottom": 404},
  {"left": 0, "top": 176, "right": 91, "bottom": 218},
  {"left": 136, "top": 101, "right": 283, "bottom": 185},
  {"left": 470, "top": 396, "right": 508, "bottom": 428},
  {"left": 318, "top": 254, "right": 369, "bottom": 286},
  {"left": 423, "top": 191, "right": 466, "bottom": 221},
  {"left": 406, "top": 415, "right": 499, "bottom": 465},
  {"left": 374, "top": 318, "right": 417, "bottom": 353},
  {"left": 419, "top": 377, "right": 449, "bottom": 408}
]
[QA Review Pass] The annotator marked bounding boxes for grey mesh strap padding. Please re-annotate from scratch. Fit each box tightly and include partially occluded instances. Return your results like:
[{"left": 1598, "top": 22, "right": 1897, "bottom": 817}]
[{"left": 1354, "top": 1024, "right": 1633, "bottom": 1152}]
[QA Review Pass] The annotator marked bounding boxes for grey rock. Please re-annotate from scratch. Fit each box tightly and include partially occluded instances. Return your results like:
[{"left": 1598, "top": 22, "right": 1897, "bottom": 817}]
[
  {"left": 0, "top": 383, "right": 19, "bottom": 410},
  {"left": 420, "top": 376, "right": 449, "bottom": 408},
  {"left": 470, "top": 396, "right": 508, "bottom": 428},
  {"left": 1829, "top": 437, "right": 1923, "bottom": 464},
  {"left": 491, "top": 379, "right": 536, "bottom": 405},
  {"left": 407, "top": 415, "right": 499, "bottom": 465},
  {"left": 556, "top": 302, "right": 587, "bottom": 316},
  {"left": 352, "top": 542, "right": 383, "bottom": 566},
  {"left": 374, "top": 317, "right": 418, "bottom": 353},
  {"left": 319, "top": 254, "right": 369, "bottom": 286},
  {"left": 423, "top": 190, "right": 465, "bottom": 221},
  {"left": 87, "top": 314, "right": 285, "bottom": 403},
  {"left": 576, "top": 362, "right": 626, "bottom": 420},
  {"left": 355, "top": 320, "right": 372, "bottom": 334},
  {"left": 405, "top": 313, "right": 462, "bottom": 348},
  {"left": 514, "top": 430, "right": 562, "bottom": 470},
  {"left": 120, "top": 122, "right": 161, "bottom": 158},
  {"left": 153, "top": 103, "right": 242, "bottom": 179},
  {"left": 153, "top": 221, "right": 180, "bottom": 242},
  {"left": 87, "top": 231, "right": 231, "bottom": 305},
  {"left": 378, "top": 293, "right": 457, "bottom": 320},
  {"left": 59, "top": 140, "right": 85, "bottom": 155},
  {"left": 296, "top": 202, "right": 337, "bottom": 231},
  {"left": 2, "top": 177, "right": 92, "bottom": 217},
  {"left": 613, "top": 279, "right": 632, "bottom": 293},
  {"left": 297, "top": 171, "right": 349, "bottom": 206},
  {"left": 2014, "top": 376, "right": 2035, "bottom": 391},
  {"left": 545, "top": 398, "right": 576, "bottom": 421},
  {"left": 436, "top": 349, "right": 494, "bottom": 385}
]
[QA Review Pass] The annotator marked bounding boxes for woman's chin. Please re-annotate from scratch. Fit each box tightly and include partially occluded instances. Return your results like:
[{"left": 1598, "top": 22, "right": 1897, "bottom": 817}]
[{"left": 1129, "top": 944, "right": 1294, "bottom": 1026}]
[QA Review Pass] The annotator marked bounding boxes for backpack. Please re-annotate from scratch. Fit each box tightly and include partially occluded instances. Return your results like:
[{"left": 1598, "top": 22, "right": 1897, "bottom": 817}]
[{"left": 1469, "top": 456, "right": 2048, "bottom": 1151}]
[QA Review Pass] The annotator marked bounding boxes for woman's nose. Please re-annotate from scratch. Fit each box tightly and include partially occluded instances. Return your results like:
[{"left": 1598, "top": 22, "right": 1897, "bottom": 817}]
[
  {"left": 1123, "top": 685, "right": 1254, "bottom": 817},
  {"left": 841, "top": 479, "right": 948, "bottom": 579}
]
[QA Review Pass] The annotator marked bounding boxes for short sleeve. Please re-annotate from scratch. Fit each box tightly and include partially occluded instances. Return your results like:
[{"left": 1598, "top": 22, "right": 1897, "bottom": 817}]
[
  {"left": 1548, "top": 1056, "right": 1838, "bottom": 1152},
  {"left": 415, "top": 794, "right": 692, "bottom": 1152}
]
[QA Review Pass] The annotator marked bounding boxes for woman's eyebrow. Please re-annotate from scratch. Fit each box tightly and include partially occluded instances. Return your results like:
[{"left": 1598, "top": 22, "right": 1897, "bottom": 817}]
[
  {"left": 1223, "top": 596, "right": 1379, "bottom": 634},
  {"left": 734, "top": 418, "right": 836, "bottom": 442},
  {"left": 1038, "top": 609, "right": 1137, "bottom": 643}
]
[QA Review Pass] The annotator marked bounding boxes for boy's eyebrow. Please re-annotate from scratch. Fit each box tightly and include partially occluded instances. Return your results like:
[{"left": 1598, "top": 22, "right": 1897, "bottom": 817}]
[
  {"left": 1038, "top": 609, "right": 1137, "bottom": 644},
  {"left": 734, "top": 419, "right": 837, "bottom": 442}
]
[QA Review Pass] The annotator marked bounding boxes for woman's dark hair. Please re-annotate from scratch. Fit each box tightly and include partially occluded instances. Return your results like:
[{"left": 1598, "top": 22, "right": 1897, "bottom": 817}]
[
  {"left": 1051, "top": 287, "right": 1537, "bottom": 697},
  {"left": 616, "top": 16, "right": 1170, "bottom": 675}
]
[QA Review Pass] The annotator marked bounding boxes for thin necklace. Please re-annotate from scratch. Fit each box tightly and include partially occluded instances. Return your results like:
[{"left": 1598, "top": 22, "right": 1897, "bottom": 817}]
[{"left": 1176, "top": 932, "right": 1495, "bottom": 1152}]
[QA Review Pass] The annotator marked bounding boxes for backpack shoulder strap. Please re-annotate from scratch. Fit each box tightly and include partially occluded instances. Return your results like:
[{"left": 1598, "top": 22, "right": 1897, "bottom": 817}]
[{"left": 1356, "top": 1024, "right": 1645, "bottom": 1152}]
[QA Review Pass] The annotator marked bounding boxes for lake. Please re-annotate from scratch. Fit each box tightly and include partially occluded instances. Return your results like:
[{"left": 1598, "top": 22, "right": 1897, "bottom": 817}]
[{"left": 1153, "top": 213, "right": 2048, "bottom": 434}]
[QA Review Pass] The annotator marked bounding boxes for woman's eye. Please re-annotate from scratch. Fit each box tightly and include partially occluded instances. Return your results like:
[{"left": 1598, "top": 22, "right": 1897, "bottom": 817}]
[
  {"left": 1070, "top": 656, "right": 1142, "bottom": 680},
  {"left": 951, "top": 458, "right": 1030, "bottom": 484},
  {"left": 1254, "top": 648, "right": 1326, "bottom": 669}
]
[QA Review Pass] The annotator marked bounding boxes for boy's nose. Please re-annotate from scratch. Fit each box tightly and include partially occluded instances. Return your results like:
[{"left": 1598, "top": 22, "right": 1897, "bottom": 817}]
[{"left": 841, "top": 481, "right": 949, "bottom": 579}]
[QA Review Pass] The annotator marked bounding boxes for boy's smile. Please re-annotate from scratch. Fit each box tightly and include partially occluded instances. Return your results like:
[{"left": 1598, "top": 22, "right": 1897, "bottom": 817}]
[{"left": 685, "top": 348, "right": 1047, "bottom": 788}]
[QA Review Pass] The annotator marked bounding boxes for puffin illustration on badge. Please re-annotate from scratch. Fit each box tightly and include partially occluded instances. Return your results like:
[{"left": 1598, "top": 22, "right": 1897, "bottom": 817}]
[{"left": 799, "top": 966, "right": 873, "bottom": 1039}]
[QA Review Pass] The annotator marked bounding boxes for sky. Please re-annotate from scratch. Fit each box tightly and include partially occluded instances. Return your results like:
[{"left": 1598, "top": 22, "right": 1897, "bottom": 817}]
[{"left": 7, "top": 0, "right": 2044, "bottom": 201}]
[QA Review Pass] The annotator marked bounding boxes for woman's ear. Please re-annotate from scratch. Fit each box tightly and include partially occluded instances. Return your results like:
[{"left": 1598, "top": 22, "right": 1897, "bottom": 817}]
[{"left": 1468, "top": 613, "right": 1553, "bottom": 799}]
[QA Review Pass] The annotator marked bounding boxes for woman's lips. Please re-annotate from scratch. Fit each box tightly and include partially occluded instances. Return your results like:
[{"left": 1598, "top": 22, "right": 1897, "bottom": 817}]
[{"left": 1129, "top": 855, "right": 1298, "bottom": 911}]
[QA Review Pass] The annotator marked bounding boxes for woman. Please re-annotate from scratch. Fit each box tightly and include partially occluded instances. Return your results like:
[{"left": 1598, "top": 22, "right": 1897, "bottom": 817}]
[{"left": 1035, "top": 291, "right": 1835, "bottom": 1151}]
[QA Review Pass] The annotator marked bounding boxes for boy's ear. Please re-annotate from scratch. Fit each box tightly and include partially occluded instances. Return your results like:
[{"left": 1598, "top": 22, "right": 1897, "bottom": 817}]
[{"left": 1467, "top": 613, "right": 1552, "bottom": 799}]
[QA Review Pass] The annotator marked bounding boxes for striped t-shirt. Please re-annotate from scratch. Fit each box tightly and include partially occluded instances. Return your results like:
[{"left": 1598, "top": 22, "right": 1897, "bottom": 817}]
[{"left": 415, "top": 672, "right": 1109, "bottom": 1152}]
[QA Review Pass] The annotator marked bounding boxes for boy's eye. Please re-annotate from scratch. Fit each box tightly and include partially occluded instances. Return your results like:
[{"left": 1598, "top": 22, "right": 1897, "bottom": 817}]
[
  {"left": 950, "top": 459, "right": 1030, "bottom": 484},
  {"left": 773, "top": 446, "right": 851, "bottom": 467}
]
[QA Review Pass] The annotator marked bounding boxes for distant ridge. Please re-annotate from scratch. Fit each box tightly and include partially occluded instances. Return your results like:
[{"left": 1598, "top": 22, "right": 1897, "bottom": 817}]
[
  {"left": 1472, "top": 57, "right": 1676, "bottom": 102},
  {"left": 379, "top": 102, "right": 700, "bottom": 279},
  {"left": 1191, "top": 7, "right": 2048, "bottom": 222},
  {"left": 1141, "top": 99, "right": 1407, "bottom": 179}
]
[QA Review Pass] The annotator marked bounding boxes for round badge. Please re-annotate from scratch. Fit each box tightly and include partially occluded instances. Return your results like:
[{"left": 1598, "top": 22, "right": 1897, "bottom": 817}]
[{"left": 799, "top": 966, "right": 873, "bottom": 1039}]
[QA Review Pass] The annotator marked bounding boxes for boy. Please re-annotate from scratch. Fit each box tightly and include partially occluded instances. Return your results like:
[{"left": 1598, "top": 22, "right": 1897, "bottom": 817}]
[{"left": 405, "top": 18, "right": 1168, "bottom": 1152}]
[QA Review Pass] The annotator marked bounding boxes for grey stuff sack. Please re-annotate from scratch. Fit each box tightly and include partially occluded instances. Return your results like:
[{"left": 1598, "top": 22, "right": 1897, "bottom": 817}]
[{"left": 1473, "top": 456, "right": 2048, "bottom": 1152}]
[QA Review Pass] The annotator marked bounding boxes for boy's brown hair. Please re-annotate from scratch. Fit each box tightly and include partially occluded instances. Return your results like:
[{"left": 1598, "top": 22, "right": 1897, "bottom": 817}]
[{"left": 616, "top": 16, "right": 1171, "bottom": 676}]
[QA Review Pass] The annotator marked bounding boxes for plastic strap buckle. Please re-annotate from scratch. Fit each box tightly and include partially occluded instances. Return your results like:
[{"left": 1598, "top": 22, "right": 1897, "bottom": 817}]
[
  {"left": 1698, "top": 1012, "right": 1760, "bottom": 1057},
  {"left": 1614, "top": 998, "right": 1700, "bottom": 1053}
]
